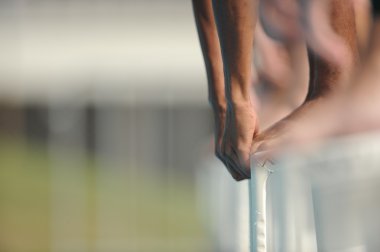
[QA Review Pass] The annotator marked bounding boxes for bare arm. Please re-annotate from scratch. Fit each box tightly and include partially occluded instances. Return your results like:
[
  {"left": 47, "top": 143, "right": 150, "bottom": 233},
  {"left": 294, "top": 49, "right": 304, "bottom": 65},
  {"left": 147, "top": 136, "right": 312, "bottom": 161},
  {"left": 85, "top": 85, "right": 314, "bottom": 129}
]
[
  {"left": 212, "top": 0, "right": 257, "bottom": 105},
  {"left": 192, "top": 0, "right": 225, "bottom": 111},
  {"left": 192, "top": 0, "right": 228, "bottom": 172},
  {"left": 212, "top": 0, "right": 258, "bottom": 180},
  {"left": 193, "top": 0, "right": 258, "bottom": 180}
]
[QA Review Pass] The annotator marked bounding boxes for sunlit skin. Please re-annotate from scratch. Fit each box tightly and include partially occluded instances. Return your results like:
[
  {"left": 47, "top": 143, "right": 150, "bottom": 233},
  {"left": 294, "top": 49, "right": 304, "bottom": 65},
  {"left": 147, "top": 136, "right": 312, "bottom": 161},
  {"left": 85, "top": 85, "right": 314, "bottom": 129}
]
[
  {"left": 252, "top": 0, "right": 360, "bottom": 153},
  {"left": 249, "top": 0, "right": 380, "bottom": 162},
  {"left": 251, "top": 0, "right": 378, "bottom": 159},
  {"left": 193, "top": 0, "right": 258, "bottom": 180},
  {"left": 253, "top": 1, "right": 371, "bottom": 159},
  {"left": 193, "top": 0, "right": 308, "bottom": 180},
  {"left": 273, "top": 19, "right": 380, "bottom": 147},
  {"left": 251, "top": 35, "right": 380, "bottom": 167},
  {"left": 193, "top": 0, "right": 370, "bottom": 180}
]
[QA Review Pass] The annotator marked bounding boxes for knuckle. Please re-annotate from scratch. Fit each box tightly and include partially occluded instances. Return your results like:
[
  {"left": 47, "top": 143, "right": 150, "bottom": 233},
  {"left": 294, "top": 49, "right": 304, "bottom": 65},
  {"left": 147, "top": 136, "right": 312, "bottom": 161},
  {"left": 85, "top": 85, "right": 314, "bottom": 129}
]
[
  {"left": 215, "top": 150, "right": 224, "bottom": 161},
  {"left": 231, "top": 173, "right": 243, "bottom": 181},
  {"left": 221, "top": 144, "right": 229, "bottom": 156}
]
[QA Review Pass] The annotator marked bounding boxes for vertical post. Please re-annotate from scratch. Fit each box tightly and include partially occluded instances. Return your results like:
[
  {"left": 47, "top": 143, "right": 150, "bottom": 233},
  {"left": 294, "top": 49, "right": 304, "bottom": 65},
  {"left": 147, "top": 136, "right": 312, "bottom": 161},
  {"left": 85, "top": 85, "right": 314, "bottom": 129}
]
[
  {"left": 249, "top": 156, "right": 269, "bottom": 252},
  {"left": 48, "top": 100, "right": 88, "bottom": 252},
  {"left": 93, "top": 88, "right": 136, "bottom": 251}
]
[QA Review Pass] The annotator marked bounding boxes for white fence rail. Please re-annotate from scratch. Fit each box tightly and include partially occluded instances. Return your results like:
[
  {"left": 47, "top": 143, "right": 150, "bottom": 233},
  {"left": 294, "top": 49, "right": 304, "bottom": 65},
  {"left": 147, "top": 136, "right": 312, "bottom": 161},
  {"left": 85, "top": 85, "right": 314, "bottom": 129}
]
[{"left": 250, "top": 133, "right": 380, "bottom": 252}]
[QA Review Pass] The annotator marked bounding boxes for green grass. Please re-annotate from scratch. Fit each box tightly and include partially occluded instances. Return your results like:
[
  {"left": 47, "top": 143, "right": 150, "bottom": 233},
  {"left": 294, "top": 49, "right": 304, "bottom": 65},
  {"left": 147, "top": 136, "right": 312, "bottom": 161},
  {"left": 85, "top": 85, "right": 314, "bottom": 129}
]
[{"left": 0, "top": 136, "right": 210, "bottom": 252}]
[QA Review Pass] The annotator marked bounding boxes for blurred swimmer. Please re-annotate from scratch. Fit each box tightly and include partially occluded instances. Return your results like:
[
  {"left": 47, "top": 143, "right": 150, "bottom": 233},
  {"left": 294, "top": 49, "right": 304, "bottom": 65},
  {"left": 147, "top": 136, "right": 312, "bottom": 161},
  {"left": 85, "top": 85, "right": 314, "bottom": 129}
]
[
  {"left": 252, "top": 0, "right": 380, "bottom": 158},
  {"left": 252, "top": 0, "right": 360, "bottom": 153}
]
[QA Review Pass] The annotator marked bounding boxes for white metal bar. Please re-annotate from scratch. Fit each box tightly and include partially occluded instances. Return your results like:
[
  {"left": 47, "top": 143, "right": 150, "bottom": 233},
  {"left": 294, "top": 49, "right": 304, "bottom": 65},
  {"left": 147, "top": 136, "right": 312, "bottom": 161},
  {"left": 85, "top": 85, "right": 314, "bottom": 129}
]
[
  {"left": 250, "top": 153, "right": 271, "bottom": 252},
  {"left": 250, "top": 132, "right": 380, "bottom": 252}
]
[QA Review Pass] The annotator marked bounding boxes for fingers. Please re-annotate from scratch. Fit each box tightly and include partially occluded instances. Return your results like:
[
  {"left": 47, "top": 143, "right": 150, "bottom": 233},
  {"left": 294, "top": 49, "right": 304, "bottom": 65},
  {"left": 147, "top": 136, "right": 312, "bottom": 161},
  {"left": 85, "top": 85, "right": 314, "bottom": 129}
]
[
  {"left": 215, "top": 147, "right": 249, "bottom": 181},
  {"left": 221, "top": 142, "right": 251, "bottom": 181},
  {"left": 225, "top": 157, "right": 250, "bottom": 181},
  {"left": 213, "top": 103, "right": 258, "bottom": 181},
  {"left": 214, "top": 132, "right": 251, "bottom": 181}
]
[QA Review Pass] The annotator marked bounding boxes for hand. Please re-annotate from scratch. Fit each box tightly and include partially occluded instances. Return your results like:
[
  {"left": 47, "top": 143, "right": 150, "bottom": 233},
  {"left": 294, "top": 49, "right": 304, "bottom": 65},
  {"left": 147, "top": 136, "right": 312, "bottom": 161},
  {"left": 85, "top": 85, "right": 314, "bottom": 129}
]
[
  {"left": 220, "top": 102, "right": 259, "bottom": 181},
  {"left": 251, "top": 119, "right": 294, "bottom": 154}
]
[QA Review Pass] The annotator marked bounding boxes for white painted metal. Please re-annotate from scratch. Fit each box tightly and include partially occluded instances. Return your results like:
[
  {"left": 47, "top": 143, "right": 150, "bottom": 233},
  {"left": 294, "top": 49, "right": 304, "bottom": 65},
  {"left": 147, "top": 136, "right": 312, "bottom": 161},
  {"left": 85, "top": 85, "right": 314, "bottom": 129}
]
[
  {"left": 250, "top": 153, "right": 271, "bottom": 252},
  {"left": 250, "top": 132, "right": 380, "bottom": 252}
]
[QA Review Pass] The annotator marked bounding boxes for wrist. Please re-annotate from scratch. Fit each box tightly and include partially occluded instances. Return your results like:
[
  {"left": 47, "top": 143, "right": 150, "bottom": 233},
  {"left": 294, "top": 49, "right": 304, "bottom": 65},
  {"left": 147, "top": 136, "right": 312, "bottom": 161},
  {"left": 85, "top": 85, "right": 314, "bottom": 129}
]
[
  {"left": 226, "top": 98, "right": 256, "bottom": 114},
  {"left": 209, "top": 98, "right": 227, "bottom": 113},
  {"left": 227, "top": 89, "right": 252, "bottom": 105},
  {"left": 226, "top": 78, "right": 253, "bottom": 105}
]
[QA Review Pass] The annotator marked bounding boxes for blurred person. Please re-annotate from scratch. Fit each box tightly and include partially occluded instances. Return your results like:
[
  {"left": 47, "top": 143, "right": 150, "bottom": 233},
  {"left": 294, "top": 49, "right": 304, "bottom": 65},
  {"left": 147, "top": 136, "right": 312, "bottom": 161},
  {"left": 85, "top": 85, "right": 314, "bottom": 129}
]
[
  {"left": 251, "top": 0, "right": 360, "bottom": 154},
  {"left": 252, "top": 0, "right": 380, "bottom": 161},
  {"left": 285, "top": 0, "right": 380, "bottom": 141},
  {"left": 342, "top": 13, "right": 380, "bottom": 134},
  {"left": 260, "top": 0, "right": 372, "bottom": 61}
]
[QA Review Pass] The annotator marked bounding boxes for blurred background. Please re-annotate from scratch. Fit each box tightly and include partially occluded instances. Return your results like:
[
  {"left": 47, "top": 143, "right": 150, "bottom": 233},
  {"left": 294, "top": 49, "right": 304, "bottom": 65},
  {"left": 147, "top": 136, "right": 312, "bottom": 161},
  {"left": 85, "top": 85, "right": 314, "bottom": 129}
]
[{"left": 0, "top": 1, "right": 217, "bottom": 251}]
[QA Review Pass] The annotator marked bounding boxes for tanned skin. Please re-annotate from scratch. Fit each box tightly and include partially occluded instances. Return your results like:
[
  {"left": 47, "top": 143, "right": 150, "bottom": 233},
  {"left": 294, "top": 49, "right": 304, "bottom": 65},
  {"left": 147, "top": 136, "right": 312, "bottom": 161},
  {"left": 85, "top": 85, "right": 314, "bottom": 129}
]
[
  {"left": 193, "top": 0, "right": 258, "bottom": 180},
  {"left": 252, "top": 11, "right": 380, "bottom": 150},
  {"left": 193, "top": 0, "right": 359, "bottom": 180},
  {"left": 192, "top": 0, "right": 226, "bottom": 164},
  {"left": 251, "top": 0, "right": 359, "bottom": 153}
]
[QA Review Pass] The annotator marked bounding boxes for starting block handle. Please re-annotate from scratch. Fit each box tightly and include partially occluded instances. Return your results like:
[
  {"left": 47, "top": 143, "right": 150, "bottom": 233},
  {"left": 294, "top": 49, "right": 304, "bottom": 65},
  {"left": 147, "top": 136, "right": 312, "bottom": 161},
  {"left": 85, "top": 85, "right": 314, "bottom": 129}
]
[{"left": 250, "top": 152, "right": 271, "bottom": 252}]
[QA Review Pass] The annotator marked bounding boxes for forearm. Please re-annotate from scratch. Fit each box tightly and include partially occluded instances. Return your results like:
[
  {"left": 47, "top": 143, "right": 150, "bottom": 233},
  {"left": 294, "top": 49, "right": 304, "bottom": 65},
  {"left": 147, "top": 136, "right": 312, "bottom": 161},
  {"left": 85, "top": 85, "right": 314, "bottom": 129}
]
[
  {"left": 212, "top": 0, "right": 257, "bottom": 106},
  {"left": 192, "top": 0, "right": 226, "bottom": 110}
]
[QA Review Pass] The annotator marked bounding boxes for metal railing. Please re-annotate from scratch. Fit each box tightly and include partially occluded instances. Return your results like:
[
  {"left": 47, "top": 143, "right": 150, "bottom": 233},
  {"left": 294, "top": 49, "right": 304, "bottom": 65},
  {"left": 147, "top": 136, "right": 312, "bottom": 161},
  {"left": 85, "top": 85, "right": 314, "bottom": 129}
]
[{"left": 250, "top": 132, "right": 380, "bottom": 252}]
